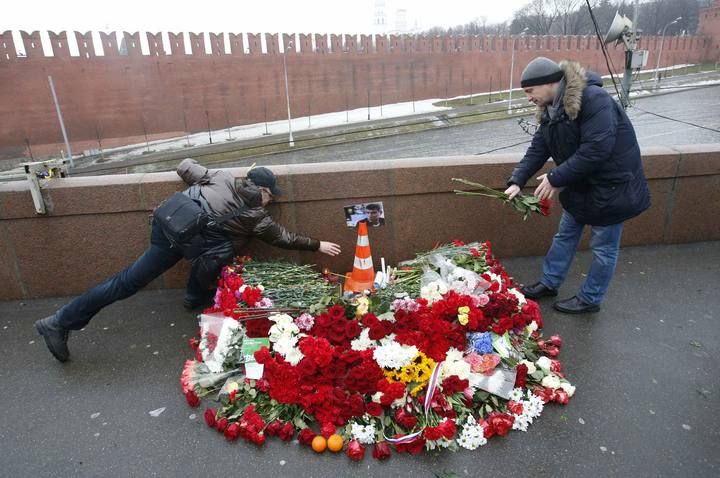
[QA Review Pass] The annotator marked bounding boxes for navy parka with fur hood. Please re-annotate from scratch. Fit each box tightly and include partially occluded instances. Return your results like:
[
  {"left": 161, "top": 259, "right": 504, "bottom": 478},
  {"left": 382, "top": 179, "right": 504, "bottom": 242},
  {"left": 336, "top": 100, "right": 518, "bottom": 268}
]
[{"left": 508, "top": 60, "right": 650, "bottom": 226}]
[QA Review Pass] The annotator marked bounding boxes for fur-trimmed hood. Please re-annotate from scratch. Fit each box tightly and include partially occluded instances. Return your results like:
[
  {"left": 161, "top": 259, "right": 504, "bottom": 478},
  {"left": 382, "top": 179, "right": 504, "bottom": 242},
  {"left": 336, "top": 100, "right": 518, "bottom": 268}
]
[{"left": 535, "top": 60, "right": 602, "bottom": 122}]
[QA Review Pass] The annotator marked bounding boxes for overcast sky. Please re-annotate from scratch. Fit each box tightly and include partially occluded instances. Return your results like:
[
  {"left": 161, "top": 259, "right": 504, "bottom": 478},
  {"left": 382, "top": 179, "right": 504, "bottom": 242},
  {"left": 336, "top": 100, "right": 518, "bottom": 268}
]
[{"left": 4, "top": 0, "right": 531, "bottom": 34}]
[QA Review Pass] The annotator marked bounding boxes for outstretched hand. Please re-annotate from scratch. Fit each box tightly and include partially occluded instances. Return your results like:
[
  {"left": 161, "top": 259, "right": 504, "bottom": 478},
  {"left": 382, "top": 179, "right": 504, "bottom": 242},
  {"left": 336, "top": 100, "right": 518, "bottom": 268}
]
[
  {"left": 319, "top": 241, "right": 341, "bottom": 256},
  {"left": 534, "top": 174, "right": 559, "bottom": 200},
  {"left": 504, "top": 184, "right": 521, "bottom": 200}
]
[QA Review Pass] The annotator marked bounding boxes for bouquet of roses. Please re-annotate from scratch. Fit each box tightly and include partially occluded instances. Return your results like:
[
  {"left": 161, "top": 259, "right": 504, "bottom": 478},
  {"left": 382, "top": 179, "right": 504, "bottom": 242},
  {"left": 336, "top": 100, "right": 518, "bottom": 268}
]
[{"left": 452, "top": 178, "right": 551, "bottom": 220}]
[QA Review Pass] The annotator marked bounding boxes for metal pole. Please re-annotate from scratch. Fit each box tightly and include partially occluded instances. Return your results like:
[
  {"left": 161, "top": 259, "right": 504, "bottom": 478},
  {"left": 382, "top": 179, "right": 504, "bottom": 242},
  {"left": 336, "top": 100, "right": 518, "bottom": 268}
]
[
  {"left": 507, "top": 36, "right": 516, "bottom": 114},
  {"left": 48, "top": 76, "right": 73, "bottom": 167},
  {"left": 654, "top": 18, "right": 681, "bottom": 89},
  {"left": 621, "top": 0, "right": 640, "bottom": 107},
  {"left": 282, "top": 42, "right": 295, "bottom": 147}
]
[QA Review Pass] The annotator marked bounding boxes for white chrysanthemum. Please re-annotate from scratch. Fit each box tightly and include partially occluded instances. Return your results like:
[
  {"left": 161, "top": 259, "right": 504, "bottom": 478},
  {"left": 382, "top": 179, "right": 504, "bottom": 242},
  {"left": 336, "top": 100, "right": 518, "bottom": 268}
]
[
  {"left": 350, "top": 423, "right": 376, "bottom": 444},
  {"left": 512, "top": 413, "right": 531, "bottom": 432},
  {"left": 351, "top": 328, "right": 375, "bottom": 351},
  {"left": 526, "top": 321, "right": 538, "bottom": 334},
  {"left": 373, "top": 342, "right": 418, "bottom": 369},
  {"left": 525, "top": 394, "right": 544, "bottom": 419},
  {"left": 536, "top": 356, "right": 552, "bottom": 372},
  {"left": 456, "top": 416, "right": 487, "bottom": 450},
  {"left": 541, "top": 374, "right": 561, "bottom": 389},
  {"left": 508, "top": 388, "right": 525, "bottom": 402}
]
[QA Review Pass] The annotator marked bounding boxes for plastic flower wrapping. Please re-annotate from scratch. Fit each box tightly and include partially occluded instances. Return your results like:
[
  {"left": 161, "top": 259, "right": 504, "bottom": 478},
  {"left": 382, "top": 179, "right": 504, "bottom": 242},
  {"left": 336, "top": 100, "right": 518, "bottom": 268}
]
[{"left": 180, "top": 242, "right": 574, "bottom": 460}]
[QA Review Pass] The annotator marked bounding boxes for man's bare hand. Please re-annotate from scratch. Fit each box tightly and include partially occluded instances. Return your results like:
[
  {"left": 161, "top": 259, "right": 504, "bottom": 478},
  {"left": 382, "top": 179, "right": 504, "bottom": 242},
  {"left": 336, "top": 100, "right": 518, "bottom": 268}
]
[
  {"left": 504, "top": 184, "right": 521, "bottom": 200},
  {"left": 534, "top": 174, "right": 559, "bottom": 200},
  {"left": 319, "top": 241, "right": 341, "bottom": 256}
]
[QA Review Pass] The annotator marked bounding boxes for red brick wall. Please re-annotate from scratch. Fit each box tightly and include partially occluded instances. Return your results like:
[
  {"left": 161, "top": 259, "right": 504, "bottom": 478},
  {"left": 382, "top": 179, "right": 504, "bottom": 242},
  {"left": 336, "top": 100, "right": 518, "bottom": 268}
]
[
  {"left": 699, "top": 0, "right": 720, "bottom": 53},
  {"left": 0, "top": 30, "right": 715, "bottom": 161}
]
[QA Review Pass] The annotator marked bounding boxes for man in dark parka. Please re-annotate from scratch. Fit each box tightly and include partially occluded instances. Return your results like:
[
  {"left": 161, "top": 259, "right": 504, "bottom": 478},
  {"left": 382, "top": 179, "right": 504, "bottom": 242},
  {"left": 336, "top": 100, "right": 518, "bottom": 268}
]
[{"left": 505, "top": 57, "right": 650, "bottom": 314}]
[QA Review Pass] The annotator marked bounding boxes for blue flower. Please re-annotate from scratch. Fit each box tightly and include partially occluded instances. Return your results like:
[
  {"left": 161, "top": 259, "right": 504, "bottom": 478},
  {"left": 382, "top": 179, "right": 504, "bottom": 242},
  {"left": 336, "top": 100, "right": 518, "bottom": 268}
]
[{"left": 469, "top": 332, "right": 493, "bottom": 355}]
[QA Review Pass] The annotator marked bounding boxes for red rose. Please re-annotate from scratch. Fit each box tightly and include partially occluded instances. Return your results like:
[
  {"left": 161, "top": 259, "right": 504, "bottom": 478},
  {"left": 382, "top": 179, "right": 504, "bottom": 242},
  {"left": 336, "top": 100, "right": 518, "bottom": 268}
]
[
  {"left": 297, "top": 428, "right": 316, "bottom": 446},
  {"left": 367, "top": 402, "right": 383, "bottom": 417},
  {"left": 514, "top": 363, "right": 528, "bottom": 388},
  {"left": 265, "top": 420, "right": 282, "bottom": 436},
  {"left": 549, "top": 334, "right": 563, "bottom": 347},
  {"left": 372, "top": 442, "right": 391, "bottom": 460},
  {"left": 203, "top": 408, "right": 216, "bottom": 428},
  {"left": 215, "top": 417, "right": 228, "bottom": 432},
  {"left": 224, "top": 422, "right": 241, "bottom": 441},
  {"left": 533, "top": 386, "right": 554, "bottom": 404},
  {"left": 185, "top": 391, "right": 200, "bottom": 408},
  {"left": 553, "top": 389, "right": 570, "bottom": 405},
  {"left": 536, "top": 339, "right": 546, "bottom": 348},
  {"left": 394, "top": 408, "right": 418, "bottom": 430},
  {"left": 393, "top": 436, "right": 426, "bottom": 455},
  {"left": 346, "top": 439, "right": 366, "bottom": 461}
]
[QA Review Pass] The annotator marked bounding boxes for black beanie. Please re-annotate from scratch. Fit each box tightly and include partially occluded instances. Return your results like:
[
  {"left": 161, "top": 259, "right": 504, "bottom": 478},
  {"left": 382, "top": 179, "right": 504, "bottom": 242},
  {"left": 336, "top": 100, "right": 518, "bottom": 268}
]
[{"left": 520, "top": 57, "right": 564, "bottom": 88}]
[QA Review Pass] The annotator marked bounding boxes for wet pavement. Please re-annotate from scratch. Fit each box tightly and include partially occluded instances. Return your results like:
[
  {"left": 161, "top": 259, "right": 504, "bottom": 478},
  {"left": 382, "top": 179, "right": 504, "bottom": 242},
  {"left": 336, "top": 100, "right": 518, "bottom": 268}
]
[{"left": 1, "top": 241, "right": 718, "bottom": 477}]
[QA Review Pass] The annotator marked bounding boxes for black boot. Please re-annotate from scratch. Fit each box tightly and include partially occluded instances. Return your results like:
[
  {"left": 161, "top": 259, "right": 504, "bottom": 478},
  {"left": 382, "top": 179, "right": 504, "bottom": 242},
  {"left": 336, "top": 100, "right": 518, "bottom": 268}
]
[
  {"left": 553, "top": 296, "right": 600, "bottom": 314},
  {"left": 520, "top": 282, "right": 558, "bottom": 300},
  {"left": 35, "top": 315, "right": 70, "bottom": 362}
]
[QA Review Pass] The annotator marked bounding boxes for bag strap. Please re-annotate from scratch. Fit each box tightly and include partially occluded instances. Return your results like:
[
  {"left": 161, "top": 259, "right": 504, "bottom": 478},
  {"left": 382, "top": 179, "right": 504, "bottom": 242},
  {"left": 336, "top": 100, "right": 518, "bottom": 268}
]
[{"left": 209, "top": 205, "right": 248, "bottom": 226}]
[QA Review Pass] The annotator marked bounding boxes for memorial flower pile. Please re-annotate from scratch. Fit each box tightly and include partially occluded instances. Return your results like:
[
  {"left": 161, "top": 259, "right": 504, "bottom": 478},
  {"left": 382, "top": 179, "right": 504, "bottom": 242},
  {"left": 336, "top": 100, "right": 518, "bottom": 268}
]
[{"left": 180, "top": 242, "right": 574, "bottom": 461}]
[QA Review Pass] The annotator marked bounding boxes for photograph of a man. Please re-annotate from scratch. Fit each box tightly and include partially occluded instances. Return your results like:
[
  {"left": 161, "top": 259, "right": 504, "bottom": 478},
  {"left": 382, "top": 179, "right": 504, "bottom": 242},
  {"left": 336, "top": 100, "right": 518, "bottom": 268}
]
[{"left": 363, "top": 203, "right": 385, "bottom": 227}]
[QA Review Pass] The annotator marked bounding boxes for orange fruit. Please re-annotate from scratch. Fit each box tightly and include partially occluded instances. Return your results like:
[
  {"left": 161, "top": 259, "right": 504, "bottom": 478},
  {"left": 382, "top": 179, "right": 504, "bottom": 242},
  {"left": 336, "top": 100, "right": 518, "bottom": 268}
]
[
  {"left": 311, "top": 435, "right": 327, "bottom": 453},
  {"left": 327, "top": 434, "right": 344, "bottom": 452}
]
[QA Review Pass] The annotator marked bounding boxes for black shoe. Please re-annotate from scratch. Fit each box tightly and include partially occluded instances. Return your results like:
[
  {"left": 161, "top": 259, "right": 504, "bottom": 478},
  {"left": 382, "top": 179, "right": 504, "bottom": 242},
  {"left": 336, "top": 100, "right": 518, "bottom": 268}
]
[
  {"left": 553, "top": 296, "right": 600, "bottom": 314},
  {"left": 35, "top": 315, "right": 70, "bottom": 362},
  {"left": 520, "top": 282, "right": 558, "bottom": 300}
]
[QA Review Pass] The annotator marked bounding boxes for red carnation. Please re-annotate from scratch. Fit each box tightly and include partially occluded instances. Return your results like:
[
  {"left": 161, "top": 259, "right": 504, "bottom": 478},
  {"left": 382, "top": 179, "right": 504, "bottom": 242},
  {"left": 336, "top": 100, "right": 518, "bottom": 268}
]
[
  {"left": 549, "top": 334, "right": 563, "bottom": 347},
  {"left": 486, "top": 412, "right": 514, "bottom": 437},
  {"left": 545, "top": 345, "right": 560, "bottom": 357},
  {"left": 553, "top": 389, "right": 570, "bottom": 405},
  {"left": 394, "top": 408, "right": 418, "bottom": 430},
  {"left": 367, "top": 402, "right": 383, "bottom": 417},
  {"left": 185, "top": 390, "right": 200, "bottom": 408},
  {"left": 508, "top": 400, "right": 524, "bottom": 415},
  {"left": 265, "top": 420, "right": 283, "bottom": 437},
  {"left": 372, "top": 442, "right": 392, "bottom": 460},
  {"left": 297, "top": 428, "right": 316, "bottom": 446},
  {"left": 540, "top": 198, "right": 551, "bottom": 216},
  {"left": 224, "top": 422, "right": 241, "bottom": 441},
  {"left": 346, "top": 439, "right": 366, "bottom": 461},
  {"left": 278, "top": 422, "right": 295, "bottom": 441},
  {"left": 393, "top": 436, "right": 426, "bottom": 455},
  {"left": 321, "top": 422, "right": 336, "bottom": 438},
  {"left": 215, "top": 417, "right": 228, "bottom": 432}
]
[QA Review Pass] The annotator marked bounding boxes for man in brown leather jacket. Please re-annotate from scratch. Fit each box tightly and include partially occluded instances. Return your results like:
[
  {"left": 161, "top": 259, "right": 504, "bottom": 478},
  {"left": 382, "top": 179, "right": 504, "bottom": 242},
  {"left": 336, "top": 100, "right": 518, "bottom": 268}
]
[{"left": 34, "top": 159, "right": 341, "bottom": 362}]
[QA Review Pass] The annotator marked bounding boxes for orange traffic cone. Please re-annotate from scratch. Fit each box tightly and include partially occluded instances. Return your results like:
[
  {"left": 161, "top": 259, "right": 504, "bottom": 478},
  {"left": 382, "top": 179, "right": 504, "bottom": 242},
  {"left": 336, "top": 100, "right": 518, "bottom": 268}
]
[{"left": 343, "top": 221, "right": 375, "bottom": 293}]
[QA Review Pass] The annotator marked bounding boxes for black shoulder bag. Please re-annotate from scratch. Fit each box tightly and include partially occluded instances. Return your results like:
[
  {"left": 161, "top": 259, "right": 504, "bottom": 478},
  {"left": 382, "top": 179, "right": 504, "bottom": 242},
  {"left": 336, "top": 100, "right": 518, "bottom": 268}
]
[{"left": 153, "top": 186, "right": 245, "bottom": 260}]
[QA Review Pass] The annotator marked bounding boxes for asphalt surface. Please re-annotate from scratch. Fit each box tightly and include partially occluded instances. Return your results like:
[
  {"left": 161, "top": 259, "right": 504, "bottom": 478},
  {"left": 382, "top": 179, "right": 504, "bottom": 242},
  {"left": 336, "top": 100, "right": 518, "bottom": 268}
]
[
  {"left": 229, "top": 84, "right": 720, "bottom": 167},
  {"left": 1, "top": 241, "right": 718, "bottom": 477}
]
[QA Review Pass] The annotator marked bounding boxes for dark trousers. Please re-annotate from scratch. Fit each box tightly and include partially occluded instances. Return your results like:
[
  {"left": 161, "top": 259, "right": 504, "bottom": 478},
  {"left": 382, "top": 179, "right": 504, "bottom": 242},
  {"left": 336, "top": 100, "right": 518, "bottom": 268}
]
[{"left": 54, "top": 223, "right": 212, "bottom": 330}]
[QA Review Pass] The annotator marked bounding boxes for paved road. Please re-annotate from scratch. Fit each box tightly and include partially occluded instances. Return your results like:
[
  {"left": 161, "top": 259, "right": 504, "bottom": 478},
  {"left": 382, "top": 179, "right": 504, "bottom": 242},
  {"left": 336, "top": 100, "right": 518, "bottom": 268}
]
[
  {"left": 2, "top": 242, "right": 718, "bottom": 477},
  {"left": 219, "top": 84, "right": 720, "bottom": 168}
]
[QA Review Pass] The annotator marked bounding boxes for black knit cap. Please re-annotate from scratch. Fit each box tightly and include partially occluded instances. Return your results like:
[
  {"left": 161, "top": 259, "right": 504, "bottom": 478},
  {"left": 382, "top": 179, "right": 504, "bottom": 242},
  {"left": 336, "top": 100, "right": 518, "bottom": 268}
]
[
  {"left": 520, "top": 57, "right": 564, "bottom": 88},
  {"left": 247, "top": 167, "right": 282, "bottom": 196}
]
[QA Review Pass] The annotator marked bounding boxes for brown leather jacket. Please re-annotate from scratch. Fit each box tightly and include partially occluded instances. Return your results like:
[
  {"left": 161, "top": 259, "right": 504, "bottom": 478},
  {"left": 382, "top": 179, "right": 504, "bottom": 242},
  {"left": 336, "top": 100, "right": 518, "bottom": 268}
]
[{"left": 177, "top": 158, "right": 320, "bottom": 255}]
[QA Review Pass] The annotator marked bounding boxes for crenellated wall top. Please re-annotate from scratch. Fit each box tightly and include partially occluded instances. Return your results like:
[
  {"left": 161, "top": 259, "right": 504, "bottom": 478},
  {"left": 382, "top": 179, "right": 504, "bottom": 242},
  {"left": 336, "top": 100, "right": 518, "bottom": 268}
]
[{"left": 0, "top": 29, "right": 704, "bottom": 61}]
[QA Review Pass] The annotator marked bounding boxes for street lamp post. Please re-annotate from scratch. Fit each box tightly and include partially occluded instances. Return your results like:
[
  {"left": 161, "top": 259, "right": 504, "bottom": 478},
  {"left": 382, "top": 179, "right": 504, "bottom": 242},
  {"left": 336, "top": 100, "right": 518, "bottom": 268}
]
[
  {"left": 654, "top": 17, "right": 682, "bottom": 89},
  {"left": 508, "top": 28, "right": 528, "bottom": 115},
  {"left": 282, "top": 41, "right": 295, "bottom": 147}
]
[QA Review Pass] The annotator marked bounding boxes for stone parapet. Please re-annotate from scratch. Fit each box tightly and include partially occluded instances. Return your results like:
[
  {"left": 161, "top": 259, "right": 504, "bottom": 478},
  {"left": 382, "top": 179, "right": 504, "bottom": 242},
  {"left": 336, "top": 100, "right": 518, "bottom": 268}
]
[{"left": 1, "top": 145, "right": 719, "bottom": 300}]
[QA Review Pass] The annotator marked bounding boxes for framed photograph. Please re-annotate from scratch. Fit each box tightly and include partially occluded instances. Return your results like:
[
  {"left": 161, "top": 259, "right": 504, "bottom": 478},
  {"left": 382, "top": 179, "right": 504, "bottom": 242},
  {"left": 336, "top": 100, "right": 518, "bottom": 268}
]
[{"left": 344, "top": 202, "right": 386, "bottom": 228}]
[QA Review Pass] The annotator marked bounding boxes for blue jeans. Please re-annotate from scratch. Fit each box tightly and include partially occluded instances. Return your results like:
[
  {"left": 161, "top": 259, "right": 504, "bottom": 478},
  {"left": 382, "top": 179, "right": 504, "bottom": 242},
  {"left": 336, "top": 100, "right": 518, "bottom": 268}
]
[
  {"left": 54, "top": 222, "right": 212, "bottom": 330},
  {"left": 540, "top": 210, "right": 624, "bottom": 305}
]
